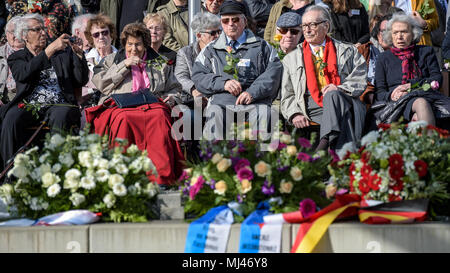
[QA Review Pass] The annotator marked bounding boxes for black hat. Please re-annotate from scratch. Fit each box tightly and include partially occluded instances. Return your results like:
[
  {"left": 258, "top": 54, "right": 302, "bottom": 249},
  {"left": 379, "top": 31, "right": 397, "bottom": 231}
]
[{"left": 219, "top": 0, "right": 246, "bottom": 16}]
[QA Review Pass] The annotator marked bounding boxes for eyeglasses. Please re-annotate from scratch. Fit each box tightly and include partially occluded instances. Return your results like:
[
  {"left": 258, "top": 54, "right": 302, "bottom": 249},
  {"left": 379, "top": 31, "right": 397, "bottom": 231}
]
[
  {"left": 28, "top": 26, "right": 46, "bottom": 33},
  {"left": 148, "top": 26, "right": 163, "bottom": 32},
  {"left": 91, "top": 29, "right": 110, "bottom": 38},
  {"left": 201, "top": 29, "right": 222, "bottom": 36},
  {"left": 221, "top": 17, "right": 241, "bottom": 25},
  {"left": 300, "top": 21, "right": 327, "bottom": 30},
  {"left": 278, "top": 28, "right": 301, "bottom": 35}
]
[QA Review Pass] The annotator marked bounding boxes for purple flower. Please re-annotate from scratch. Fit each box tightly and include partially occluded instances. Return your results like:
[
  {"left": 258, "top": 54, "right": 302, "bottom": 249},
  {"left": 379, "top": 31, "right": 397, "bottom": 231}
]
[
  {"left": 237, "top": 167, "right": 254, "bottom": 181},
  {"left": 431, "top": 80, "right": 440, "bottom": 90},
  {"left": 238, "top": 142, "right": 246, "bottom": 153},
  {"left": 210, "top": 179, "right": 216, "bottom": 190},
  {"left": 277, "top": 143, "right": 287, "bottom": 150},
  {"left": 297, "top": 152, "right": 312, "bottom": 162},
  {"left": 329, "top": 149, "right": 340, "bottom": 163},
  {"left": 299, "top": 198, "right": 317, "bottom": 219},
  {"left": 277, "top": 166, "right": 289, "bottom": 172},
  {"left": 234, "top": 158, "right": 251, "bottom": 173},
  {"left": 237, "top": 194, "right": 243, "bottom": 203},
  {"left": 262, "top": 180, "right": 275, "bottom": 195},
  {"left": 228, "top": 140, "right": 237, "bottom": 149},
  {"left": 189, "top": 176, "right": 205, "bottom": 200},
  {"left": 297, "top": 137, "right": 312, "bottom": 149}
]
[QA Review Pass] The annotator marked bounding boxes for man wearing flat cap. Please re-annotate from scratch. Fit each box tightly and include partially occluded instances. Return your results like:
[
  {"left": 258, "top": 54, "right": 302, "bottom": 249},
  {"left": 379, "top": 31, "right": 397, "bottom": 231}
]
[
  {"left": 276, "top": 12, "right": 303, "bottom": 55},
  {"left": 192, "top": 0, "right": 283, "bottom": 139},
  {"left": 281, "top": 5, "right": 367, "bottom": 151}
]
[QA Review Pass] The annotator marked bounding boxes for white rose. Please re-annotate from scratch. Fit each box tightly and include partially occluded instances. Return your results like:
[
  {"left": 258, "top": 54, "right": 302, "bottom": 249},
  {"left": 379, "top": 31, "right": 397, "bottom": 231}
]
[
  {"left": 59, "top": 153, "right": 74, "bottom": 167},
  {"left": 47, "top": 183, "right": 61, "bottom": 198},
  {"left": 127, "top": 144, "right": 140, "bottom": 155},
  {"left": 41, "top": 172, "right": 60, "bottom": 188},
  {"left": 52, "top": 163, "right": 62, "bottom": 173},
  {"left": 113, "top": 183, "right": 127, "bottom": 197},
  {"left": 63, "top": 178, "right": 79, "bottom": 190},
  {"left": 116, "top": 164, "right": 129, "bottom": 175},
  {"left": 290, "top": 166, "right": 303, "bottom": 181},
  {"left": 50, "top": 134, "right": 65, "bottom": 147},
  {"left": 65, "top": 169, "right": 82, "bottom": 180},
  {"left": 129, "top": 159, "right": 143, "bottom": 173},
  {"left": 145, "top": 182, "right": 159, "bottom": 198},
  {"left": 211, "top": 153, "right": 223, "bottom": 164},
  {"left": 80, "top": 176, "right": 96, "bottom": 190},
  {"left": 103, "top": 193, "right": 116, "bottom": 208},
  {"left": 96, "top": 158, "right": 109, "bottom": 170},
  {"left": 216, "top": 158, "right": 232, "bottom": 172},
  {"left": 96, "top": 169, "right": 110, "bottom": 182},
  {"left": 12, "top": 165, "right": 28, "bottom": 179},
  {"left": 69, "top": 193, "right": 86, "bottom": 207},
  {"left": 142, "top": 157, "right": 155, "bottom": 173},
  {"left": 108, "top": 174, "right": 124, "bottom": 188}
]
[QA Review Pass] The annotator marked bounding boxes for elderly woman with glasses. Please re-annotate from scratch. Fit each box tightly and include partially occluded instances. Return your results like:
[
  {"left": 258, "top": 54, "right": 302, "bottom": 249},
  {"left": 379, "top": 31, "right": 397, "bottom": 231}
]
[
  {"left": 86, "top": 23, "right": 184, "bottom": 186},
  {"left": 372, "top": 13, "right": 450, "bottom": 129},
  {"left": 0, "top": 13, "right": 89, "bottom": 168},
  {"left": 144, "top": 13, "right": 177, "bottom": 62}
]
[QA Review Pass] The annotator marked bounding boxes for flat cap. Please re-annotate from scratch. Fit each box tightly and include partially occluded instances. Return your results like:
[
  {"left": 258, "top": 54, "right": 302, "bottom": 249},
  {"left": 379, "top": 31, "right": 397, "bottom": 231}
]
[
  {"left": 219, "top": 0, "right": 246, "bottom": 16},
  {"left": 276, "top": 12, "right": 302, "bottom": 28}
]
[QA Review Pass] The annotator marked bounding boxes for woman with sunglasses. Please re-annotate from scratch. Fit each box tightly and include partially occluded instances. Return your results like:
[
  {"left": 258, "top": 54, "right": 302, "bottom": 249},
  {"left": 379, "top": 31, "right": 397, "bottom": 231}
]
[
  {"left": 0, "top": 13, "right": 89, "bottom": 169},
  {"left": 144, "top": 13, "right": 177, "bottom": 62}
]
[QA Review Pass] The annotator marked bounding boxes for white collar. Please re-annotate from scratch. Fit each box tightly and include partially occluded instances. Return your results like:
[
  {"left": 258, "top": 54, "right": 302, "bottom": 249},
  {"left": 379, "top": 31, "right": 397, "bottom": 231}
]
[{"left": 85, "top": 45, "right": 118, "bottom": 64}]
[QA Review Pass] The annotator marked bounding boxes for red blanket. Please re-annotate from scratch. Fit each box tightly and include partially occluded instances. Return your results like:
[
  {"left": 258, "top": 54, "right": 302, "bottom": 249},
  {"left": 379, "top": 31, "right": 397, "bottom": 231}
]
[{"left": 85, "top": 99, "right": 185, "bottom": 185}]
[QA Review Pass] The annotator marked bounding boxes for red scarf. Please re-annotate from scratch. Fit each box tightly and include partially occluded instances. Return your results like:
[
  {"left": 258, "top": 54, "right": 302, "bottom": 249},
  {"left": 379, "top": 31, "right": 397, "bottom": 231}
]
[
  {"left": 303, "top": 37, "right": 341, "bottom": 107},
  {"left": 390, "top": 45, "right": 422, "bottom": 84}
]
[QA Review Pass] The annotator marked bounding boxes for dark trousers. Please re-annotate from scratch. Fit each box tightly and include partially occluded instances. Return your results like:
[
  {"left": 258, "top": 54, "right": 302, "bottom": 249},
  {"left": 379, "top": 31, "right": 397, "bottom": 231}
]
[{"left": 0, "top": 105, "right": 80, "bottom": 168}]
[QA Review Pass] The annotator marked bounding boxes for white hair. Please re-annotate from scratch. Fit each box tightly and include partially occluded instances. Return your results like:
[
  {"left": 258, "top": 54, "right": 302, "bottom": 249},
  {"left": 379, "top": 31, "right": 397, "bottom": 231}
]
[
  {"left": 14, "top": 13, "right": 45, "bottom": 43},
  {"left": 191, "top": 12, "right": 221, "bottom": 34},
  {"left": 5, "top": 16, "right": 23, "bottom": 34},
  {"left": 71, "top": 13, "right": 95, "bottom": 35},
  {"left": 303, "top": 4, "right": 333, "bottom": 33}
]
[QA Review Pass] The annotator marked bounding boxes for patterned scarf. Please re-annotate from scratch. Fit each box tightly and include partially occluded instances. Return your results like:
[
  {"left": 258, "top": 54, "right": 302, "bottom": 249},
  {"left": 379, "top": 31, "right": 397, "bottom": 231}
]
[{"left": 390, "top": 45, "right": 422, "bottom": 84}]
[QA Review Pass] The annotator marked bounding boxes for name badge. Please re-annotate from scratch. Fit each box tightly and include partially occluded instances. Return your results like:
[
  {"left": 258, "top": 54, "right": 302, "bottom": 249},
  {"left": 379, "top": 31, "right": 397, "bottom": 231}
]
[
  {"left": 351, "top": 9, "right": 360, "bottom": 15},
  {"left": 238, "top": 59, "right": 251, "bottom": 67}
]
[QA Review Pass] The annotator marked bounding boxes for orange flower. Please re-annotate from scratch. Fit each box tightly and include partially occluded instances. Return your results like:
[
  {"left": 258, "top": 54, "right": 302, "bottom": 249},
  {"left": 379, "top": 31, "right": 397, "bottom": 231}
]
[
  {"left": 273, "top": 34, "right": 282, "bottom": 42},
  {"left": 226, "top": 46, "right": 233, "bottom": 53}
]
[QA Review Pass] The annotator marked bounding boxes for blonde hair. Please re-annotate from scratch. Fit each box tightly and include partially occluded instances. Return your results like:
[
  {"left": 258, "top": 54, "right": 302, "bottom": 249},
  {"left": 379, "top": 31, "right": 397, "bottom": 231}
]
[{"left": 143, "top": 13, "right": 169, "bottom": 35}]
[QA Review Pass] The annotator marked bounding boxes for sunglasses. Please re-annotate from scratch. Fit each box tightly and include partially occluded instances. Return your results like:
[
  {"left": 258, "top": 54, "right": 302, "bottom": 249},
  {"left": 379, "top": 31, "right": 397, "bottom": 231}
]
[
  {"left": 92, "top": 29, "right": 110, "bottom": 38},
  {"left": 278, "top": 28, "right": 301, "bottom": 35},
  {"left": 221, "top": 17, "right": 241, "bottom": 25},
  {"left": 201, "top": 29, "right": 222, "bottom": 36}
]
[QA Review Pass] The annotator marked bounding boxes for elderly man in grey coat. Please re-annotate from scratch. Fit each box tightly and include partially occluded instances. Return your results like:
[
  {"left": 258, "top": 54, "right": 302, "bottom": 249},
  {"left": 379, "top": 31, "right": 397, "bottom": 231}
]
[
  {"left": 281, "top": 5, "right": 367, "bottom": 151},
  {"left": 192, "top": 0, "right": 282, "bottom": 140}
]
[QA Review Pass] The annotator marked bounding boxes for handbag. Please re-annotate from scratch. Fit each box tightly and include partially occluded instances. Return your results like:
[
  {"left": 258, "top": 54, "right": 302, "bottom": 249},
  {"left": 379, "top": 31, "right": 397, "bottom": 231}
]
[{"left": 111, "top": 88, "right": 159, "bottom": 108}]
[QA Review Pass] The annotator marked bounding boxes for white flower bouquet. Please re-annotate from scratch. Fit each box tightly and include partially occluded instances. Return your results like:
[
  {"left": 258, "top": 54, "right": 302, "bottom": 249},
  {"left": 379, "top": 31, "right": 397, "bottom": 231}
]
[{"left": 0, "top": 129, "right": 160, "bottom": 222}]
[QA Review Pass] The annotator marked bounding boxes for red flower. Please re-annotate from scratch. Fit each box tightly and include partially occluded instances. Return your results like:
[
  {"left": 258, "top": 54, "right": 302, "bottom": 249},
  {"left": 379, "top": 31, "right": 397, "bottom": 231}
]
[
  {"left": 427, "top": 125, "right": 449, "bottom": 138},
  {"left": 361, "top": 151, "right": 371, "bottom": 164},
  {"left": 389, "top": 166, "right": 404, "bottom": 181},
  {"left": 167, "top": 59, "right": 175, "bottom": 65},
  {"left": 361, "top": 163, "right": 372, "bottom": 178},
  {"left": 390, "top": 179, "right": 404, "bottom": 192},
  {"left": 18, "top": 103, "right": 25, "bottom": 109},
  {"left": 343, "top": 151, "right": 352, "bottom": 160},
  {"left": 378, "top": 123, "right": 391, "bottom": 131},
  {"left": 388, "top": 194, "right": 402, "bottom": 202},
  {"left": 388, "top": 153, "right": 404, "bottom": 168},
  {"left": 358, "top": 177, "right": 371, "bottom": 194},
  {"left": 368, "top": 174, "right": 381, "bottom": 191},
  {"left": 414, "top": 160, "right": 428, "bottom": 178}
]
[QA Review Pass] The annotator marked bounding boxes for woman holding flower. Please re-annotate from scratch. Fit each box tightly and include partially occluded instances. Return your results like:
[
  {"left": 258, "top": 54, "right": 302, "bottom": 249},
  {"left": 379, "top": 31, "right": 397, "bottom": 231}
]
[
  {"left": 372, "top": 13, "right": 450, "bottom": 128},
  {"left": 85, "top": 23, "right": 184, "bottom": 185}
]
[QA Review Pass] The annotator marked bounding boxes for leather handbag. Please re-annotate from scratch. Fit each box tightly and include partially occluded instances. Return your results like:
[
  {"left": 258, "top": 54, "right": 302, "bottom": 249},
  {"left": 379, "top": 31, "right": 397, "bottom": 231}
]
[{"left": 111, "top": 88, "right": 159, "bottom": 108}]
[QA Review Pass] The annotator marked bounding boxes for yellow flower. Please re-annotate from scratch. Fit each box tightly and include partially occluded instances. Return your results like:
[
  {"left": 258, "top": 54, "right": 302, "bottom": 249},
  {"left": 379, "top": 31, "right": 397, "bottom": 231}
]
[
  {"left": 255, "top": 161, "right": 271, "bottom": 177},
  {"left": 214, "top": 180, "right": 227, "bottom": 195},
  {"left": 226, "top": 46, "right": 233, "bottom": 53},
  {"left": 290, "top": 166, "right": 303, "bottom": 181},
  {"left": 240, "top": 179, "right": 252, "bottom": 194},
  {"left": 279, "top": 180, "right": 294, "bottom": 194},
  {"left": 211, "top": 153, "right": 223, "bottom": 164},
  {"left": 216, "top": 158, "right": 232, "bottom": 172},
  {"left": 274, "top": 34, "right": 282, "bottom": 42},
  {"left": 286, "top": 145, "right": 297, "bottom": 156}
]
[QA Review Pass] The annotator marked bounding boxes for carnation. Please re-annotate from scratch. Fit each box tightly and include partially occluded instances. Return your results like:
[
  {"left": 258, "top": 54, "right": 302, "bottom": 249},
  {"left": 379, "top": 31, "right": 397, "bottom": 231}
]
[
  {"left": 96, "top": 169, "right": 110, "bottom": 182},
  {"left": 41, "top": 172, "right": 60, "bottom": 188},
  {"left": 103, "top": 192, "right": 116, "bottom": 208},
  {"left": 65, "top": 169, "right": 82, "bottom": 180},
  {"left": 108, "top": 174, "right": 124, "bottom": 188},
  {"left": 59, "top": 153, "right": 74, "bottom": 167},
  {"left": 80, "top": 176, "right": 96, "bottom": 190},
  {"left": 116, "top": 164, "right": 129, "bottom": 175},
  {"left": 47, "top": 183, "right": 61, "bottom": 198},
  {"left": 113, "top": 183, "right": 127, "bottom": 197}
]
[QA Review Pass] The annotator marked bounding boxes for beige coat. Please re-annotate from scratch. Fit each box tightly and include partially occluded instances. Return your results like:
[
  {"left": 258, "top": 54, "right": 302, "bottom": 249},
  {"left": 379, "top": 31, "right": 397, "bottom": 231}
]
[
  {"left": 92, "top": 50, "right": 181, "bottom": 105},
  {"left": 280, "top": 39, "right": 367, "bottom": 122},
  {"left": 157, "top": 0, "right": 189, "bottom": 52}
]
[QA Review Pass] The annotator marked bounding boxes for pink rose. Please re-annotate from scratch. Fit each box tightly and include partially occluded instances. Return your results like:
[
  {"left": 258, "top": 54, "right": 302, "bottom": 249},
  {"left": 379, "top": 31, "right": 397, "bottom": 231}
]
[{"left": 431, "top": 80, "right": 439, "bottom": 90}]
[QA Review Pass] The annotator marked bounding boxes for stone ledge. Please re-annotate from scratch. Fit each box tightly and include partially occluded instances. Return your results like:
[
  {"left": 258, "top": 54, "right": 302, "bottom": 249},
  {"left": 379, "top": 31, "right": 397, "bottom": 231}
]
[{"left": 0, "top": 221, "right": 449, "bottom": 253}]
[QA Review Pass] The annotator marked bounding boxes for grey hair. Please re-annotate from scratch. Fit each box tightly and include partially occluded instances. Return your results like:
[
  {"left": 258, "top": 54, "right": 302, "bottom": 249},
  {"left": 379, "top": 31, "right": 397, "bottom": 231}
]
[
  {"left": 191, "top": 12, "right": 221, "bottom": 34},
  {"left": 71, "top": 13, "right": 95, "bottom": 35},
  {"left": 303, "top": 4, "right": 333, "bottom": 33},
  {"left": 15, "top": 13, "right": 45, "bottom": 43},
  {"left": 383, "top": 13, "right": 423, "bottom": 47},
  {"left": 5, "top": 16, "right": 23, "bottom": 34}
]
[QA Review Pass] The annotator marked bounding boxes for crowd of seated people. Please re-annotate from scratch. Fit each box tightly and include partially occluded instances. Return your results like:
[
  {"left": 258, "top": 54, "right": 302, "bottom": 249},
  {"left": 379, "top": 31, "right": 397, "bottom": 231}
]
[{"left": 0, "top": 0, "right": 449, "bottom": 186}]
